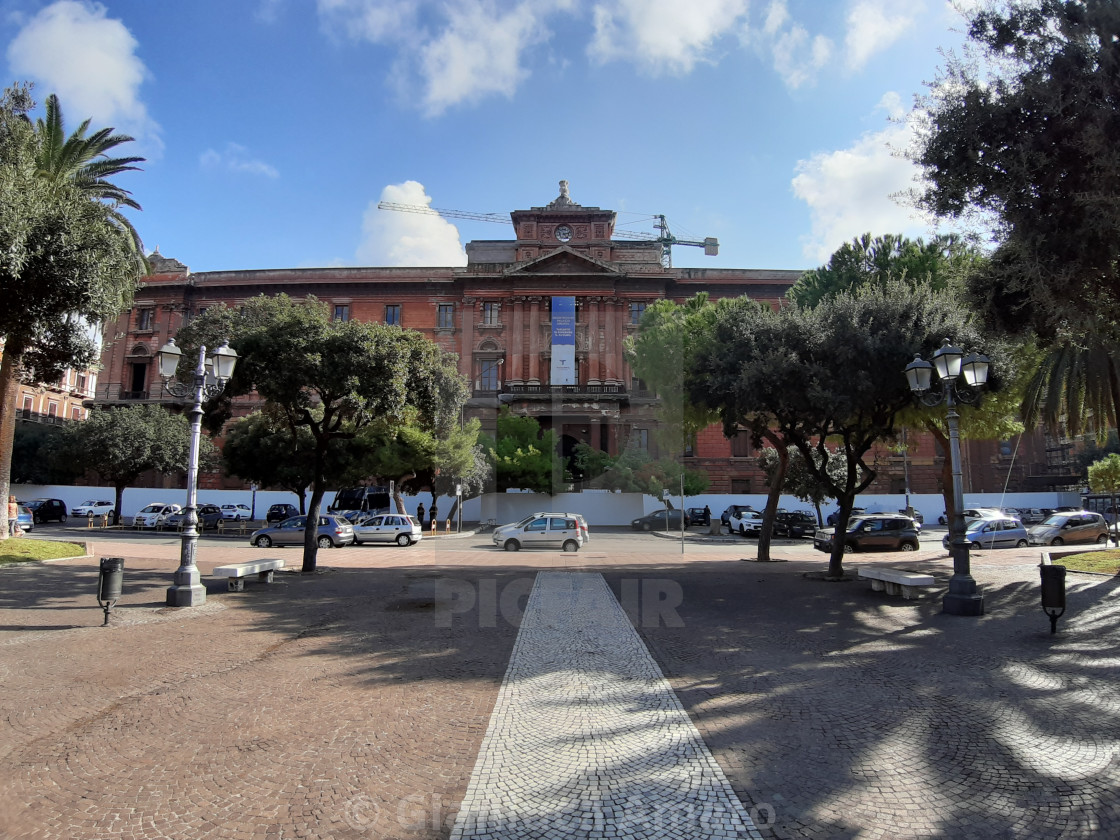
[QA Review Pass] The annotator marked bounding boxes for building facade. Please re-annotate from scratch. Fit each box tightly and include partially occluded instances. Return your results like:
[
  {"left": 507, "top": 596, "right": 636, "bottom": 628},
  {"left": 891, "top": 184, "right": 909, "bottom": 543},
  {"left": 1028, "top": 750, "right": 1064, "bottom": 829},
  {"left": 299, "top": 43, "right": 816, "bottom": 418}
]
[{"left": 87, "top": 184, "right": 1084, "bottom": 496}]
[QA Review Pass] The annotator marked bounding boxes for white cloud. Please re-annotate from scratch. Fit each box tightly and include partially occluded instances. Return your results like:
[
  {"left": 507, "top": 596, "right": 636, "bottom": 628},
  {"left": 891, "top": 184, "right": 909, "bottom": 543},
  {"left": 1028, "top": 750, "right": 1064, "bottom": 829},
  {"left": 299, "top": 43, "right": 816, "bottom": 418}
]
[
  {"left": 791, "top": 99, "right": 931, "bottom": 263},
  {"left": 318, "top": 0, "right": 552, "bottom": 116},
  {"left": 199, "top": 143, "right": 279, "bottom": 178},
  {"left": 6, "top": 0, "right": 161, "bottom": 153},
  {"left": 587, "top": 0, "right": 748, "bottom": 75},
  {"left": 844, "top": 0, "right": 920, "bottom": 71},
  {"left": 757, "top": 0, "right": 833, "bottom": 89},
  {"left": 418, "top": 2, "right": 548, "bottom": 116},
  {"left": 357, "top": 181, "right": 467, "bottom": 267}
]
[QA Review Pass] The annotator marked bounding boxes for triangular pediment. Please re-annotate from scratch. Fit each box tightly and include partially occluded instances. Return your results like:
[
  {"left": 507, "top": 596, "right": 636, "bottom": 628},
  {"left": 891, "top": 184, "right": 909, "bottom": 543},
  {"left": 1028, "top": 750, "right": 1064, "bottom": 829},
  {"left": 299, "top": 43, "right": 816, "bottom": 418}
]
[{"left": 504, "top": 246, "right": 620, "bottom": 276}]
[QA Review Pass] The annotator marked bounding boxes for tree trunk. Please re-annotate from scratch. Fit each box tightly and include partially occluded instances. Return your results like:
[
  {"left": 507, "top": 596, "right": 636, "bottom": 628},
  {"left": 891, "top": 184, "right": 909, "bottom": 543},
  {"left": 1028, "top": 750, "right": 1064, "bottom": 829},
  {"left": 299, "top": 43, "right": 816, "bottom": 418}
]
[
  {"left": 757, "top": 433, "right": 788, "bottom": 562},
  {"left": 302, "top": 484, "right": 326, "bottom": 573},
  {"left": 114, "top": 483, "right": 128, "bottom": 526},
  {"left": 926, "top": 420, "right": 957, "bottom": 543},
  {"left": 0, "top": 351, "right": 20, "bottom": 541}
]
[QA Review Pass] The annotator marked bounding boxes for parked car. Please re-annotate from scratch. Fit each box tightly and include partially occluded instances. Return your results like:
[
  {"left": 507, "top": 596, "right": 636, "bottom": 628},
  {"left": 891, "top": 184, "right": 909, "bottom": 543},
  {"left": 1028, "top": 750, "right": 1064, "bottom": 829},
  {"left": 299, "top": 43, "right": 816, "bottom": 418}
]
[
  {"left": 720, "top": 504, "right": 756, "bottom": 528},
  {"left": 773, "top": 510, "right": 817, "bottom": 538},
  {"left": 1027, "top": 511, "right": 1109, "bottom": 547},
  {"left": 729, "top": 510, "right": 764, "bottom": 537},
  {"left": 494, "top": 513, "right": 584, "bottom": 552},
  {"left": 24, "top": 498, "right": 67, "bottom": 524},
  {"left": 814, "top": 513, "right": 921, "bottom": 553},
  {"left": 220, "top": 503, "right": 252, "bottom": 521},
  {"left": 354, "top": 513, "right": 423, "bottom": 546},
  {"left": 944, "top": 517, "right": 1028, "bottom": 550},
  {"left": 686, "top": 507, "right": 711, "bottom": 527},
  {"left": 250, "top": 515, "right": 355, "bottom": 548},
  {"left": 71, "top": 500, "right": 115, "bottom": 518},
  {"left": 132, "top": 503, "right": 183, "bottom": 529},
  {"left": 631, "top": 509, "right": 688, "bottom": 532},
  {"left": 266, "top": 503, "right": 299, "bottom": 524},
  {"left": 15, "top": 504, "right": 33, "bottom": 533},
  {"left": 899, "top": 509, "right": 924, "bottom": 526},
  {"left": 826, "top": 507, "right": 866, "bottom": 527},
  {"left": 1017, "top": 508, "right": 1047, "bottom": 525},
  {"left": 165, "top": 504, "right": 224, "bottom": 531}
]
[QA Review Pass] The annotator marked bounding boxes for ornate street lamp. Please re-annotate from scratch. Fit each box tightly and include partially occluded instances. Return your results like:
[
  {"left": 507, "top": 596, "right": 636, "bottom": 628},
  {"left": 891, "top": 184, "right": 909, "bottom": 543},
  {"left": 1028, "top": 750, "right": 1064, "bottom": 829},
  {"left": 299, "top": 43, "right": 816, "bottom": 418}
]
[
  {"left": 157, "top": 337, "right": 238, "bottom": 607},
  {"left": 905, "top": 338, "right": 990, "bottom": 616}
]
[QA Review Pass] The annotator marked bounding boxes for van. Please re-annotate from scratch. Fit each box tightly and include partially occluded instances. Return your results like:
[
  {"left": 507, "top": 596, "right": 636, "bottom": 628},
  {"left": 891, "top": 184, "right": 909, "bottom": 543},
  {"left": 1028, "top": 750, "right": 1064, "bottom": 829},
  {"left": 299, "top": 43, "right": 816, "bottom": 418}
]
[{"left": 328, "top": 487, "right": 391, "bottom": 515}]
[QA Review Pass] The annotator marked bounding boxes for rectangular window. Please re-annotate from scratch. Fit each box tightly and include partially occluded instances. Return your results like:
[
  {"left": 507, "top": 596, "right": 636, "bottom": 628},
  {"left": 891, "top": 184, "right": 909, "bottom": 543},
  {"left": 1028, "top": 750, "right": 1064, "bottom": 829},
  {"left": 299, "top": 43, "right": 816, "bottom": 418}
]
[
  {"left": 76, "top": 374, "right": 88, "bottom": 394},
  {"left": 438, "top": 304, "right": 454, "bottom": 329},
  {"left": 482, "top": 302, "right": 499, "bottom": 326},
  {"left": 479, "top": 359, "right": 501, "bottom": 390},
  {"left": 635, "top": 428, "right": 649, "bottom": 452},
  {"left": 629, "top": 302, "right": 646, "bottom": 324},
  {"left": 71, "top": 406, "right": 82, "bottom": 420},
  {"left": 631, "top": 376, "right": 647, "bottom": 393},
  {"left": 47, "top": 401, "right": 58, "bottom": 418},
  {"left": 730, "top": 478, "right": 751, "bottom": 494},
  {"left": 137, "top": 307, "right": 154, "bottom": 331},
  {"left": 21, "top": 396, "right": 32, "bottom": 418},
  {"left": 385, "top": 304, "right": 401, "bottom": 326},
  {"left": 333, "top": 304, "right": 350, "bottom": 322},
  {"left": 730, "top": 432, "right": 751, "bottom": 457}
]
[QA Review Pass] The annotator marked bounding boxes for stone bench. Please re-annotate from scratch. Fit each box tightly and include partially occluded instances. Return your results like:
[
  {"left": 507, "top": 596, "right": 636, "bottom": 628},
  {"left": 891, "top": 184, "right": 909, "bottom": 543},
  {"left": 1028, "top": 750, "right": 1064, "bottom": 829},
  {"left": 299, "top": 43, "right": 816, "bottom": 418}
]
[
  {"left": 858, "top": 567, "right": 937, "bottom": 600},
  {"left": 211, "top": 558, "right": 285, "bottom": 591}
]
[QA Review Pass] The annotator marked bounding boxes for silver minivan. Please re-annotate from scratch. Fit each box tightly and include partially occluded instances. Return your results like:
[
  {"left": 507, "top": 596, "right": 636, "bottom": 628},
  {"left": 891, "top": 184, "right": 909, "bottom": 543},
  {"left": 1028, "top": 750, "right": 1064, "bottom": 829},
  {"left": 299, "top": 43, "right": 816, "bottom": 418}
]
[{"left": 493, "top": 514, "right": 584, "bottom": 552}]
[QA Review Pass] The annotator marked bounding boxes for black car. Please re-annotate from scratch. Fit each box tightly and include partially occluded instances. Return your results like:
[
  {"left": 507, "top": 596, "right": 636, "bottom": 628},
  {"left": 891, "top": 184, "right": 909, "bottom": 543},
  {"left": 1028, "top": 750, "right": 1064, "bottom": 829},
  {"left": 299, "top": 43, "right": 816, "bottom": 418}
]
[
  {"left": 686, "top": 507, "right": 711, "bottom": 527},
  {"left": 632, "top": 509, "right": 689, "bottom": 531},
  {"left": 25, "top": 498, "right": 67, "bottom": 524},
  {"left": 773, "top": 510, "right": 817, "bottom": 538},
  {"left": 266, "top": 503, "right": 300, "bottom": 524}
]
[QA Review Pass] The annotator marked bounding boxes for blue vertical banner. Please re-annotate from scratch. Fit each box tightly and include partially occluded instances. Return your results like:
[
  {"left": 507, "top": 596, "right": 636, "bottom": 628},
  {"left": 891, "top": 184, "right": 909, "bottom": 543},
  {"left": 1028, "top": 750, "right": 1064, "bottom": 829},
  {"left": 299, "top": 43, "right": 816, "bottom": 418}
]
[{"left": 551, "top": 296, "right": 576, "bottom": 385}]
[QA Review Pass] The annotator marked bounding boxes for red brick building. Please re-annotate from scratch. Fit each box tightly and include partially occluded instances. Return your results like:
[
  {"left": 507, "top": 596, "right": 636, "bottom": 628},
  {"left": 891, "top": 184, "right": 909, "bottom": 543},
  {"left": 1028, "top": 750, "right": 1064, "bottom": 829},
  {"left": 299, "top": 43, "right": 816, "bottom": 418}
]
[{"left": 88, "top": 185, "right": 1084, "bottom": 495}]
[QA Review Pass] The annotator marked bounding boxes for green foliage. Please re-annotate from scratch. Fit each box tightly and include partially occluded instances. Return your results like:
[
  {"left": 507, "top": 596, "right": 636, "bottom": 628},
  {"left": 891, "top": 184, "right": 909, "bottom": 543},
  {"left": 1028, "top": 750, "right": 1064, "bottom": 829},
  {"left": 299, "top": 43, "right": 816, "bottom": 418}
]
[
  {"left": 787, "top": 233, "right": 981, "bottom": 310},
  {"left": 480, "top": 408, "right": 562, "bottom": 494},
  {"left": 624, "top": 294, "right": 729, "bottom": 451},
  {"left": 911, "top": 0, "right": 1120, "bottom": 336},
  {"left": 1087, "top": 453, "right": 1120, "bottom": 496},
  {"left": 573, "top": 442, "right": 708, "bottom": 502},
  {"left": 53, "top": 405, "right": 205, "bottom": 521},
  {"left": 11, "top": 422, "right": 75, "bottom": 485},
  {"left": 758, "top": 445, "right": 847, "bottom": 513},
  {"left": 180, "top": 294, "right": 468, "bottom": 570}
]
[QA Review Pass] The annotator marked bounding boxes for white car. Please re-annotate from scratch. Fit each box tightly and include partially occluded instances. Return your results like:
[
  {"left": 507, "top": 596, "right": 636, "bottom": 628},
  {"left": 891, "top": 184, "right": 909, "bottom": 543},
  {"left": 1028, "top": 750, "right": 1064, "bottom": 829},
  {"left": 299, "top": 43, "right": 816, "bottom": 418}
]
[
  {"left": 220, "top": 503, "right": 252, "bottom": 521},
  {"left": 71, "top": 500, "right": 115, "bottom": 517},
  {"left": 728, "top": 510, "right": 764, "bottom": 537},
  {"left": 353, "top": 513, "right": 423, "bottom": 546},
  {"left": 493, "top": 513, "right": 585, "bottom": 552},
  {"left": 133, "top": 503, "right": 182, "bottom": 528}
]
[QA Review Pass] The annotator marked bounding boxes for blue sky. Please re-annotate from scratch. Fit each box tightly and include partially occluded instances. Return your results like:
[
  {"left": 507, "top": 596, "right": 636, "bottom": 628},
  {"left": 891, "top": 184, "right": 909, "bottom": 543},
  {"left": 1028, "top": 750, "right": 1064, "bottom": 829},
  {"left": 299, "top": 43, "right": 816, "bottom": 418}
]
[{"left": 2, "top": 0, "right": 973, "bottom": 273}]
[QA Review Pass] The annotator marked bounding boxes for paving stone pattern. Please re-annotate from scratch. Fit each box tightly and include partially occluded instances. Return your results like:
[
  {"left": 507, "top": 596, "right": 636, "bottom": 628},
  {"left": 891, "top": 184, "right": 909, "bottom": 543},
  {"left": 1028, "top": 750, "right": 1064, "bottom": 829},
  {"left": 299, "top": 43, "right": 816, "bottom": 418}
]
[{"left": 450, "top": 571, "right": 763, "bottom": 839}]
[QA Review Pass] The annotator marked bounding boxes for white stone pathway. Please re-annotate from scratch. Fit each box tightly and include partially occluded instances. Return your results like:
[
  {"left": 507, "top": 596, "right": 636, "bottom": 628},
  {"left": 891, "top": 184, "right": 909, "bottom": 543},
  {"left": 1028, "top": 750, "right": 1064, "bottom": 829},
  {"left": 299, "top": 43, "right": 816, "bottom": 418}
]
[{"left": 450, "top": 571, "right": 762, "bottom": 839}]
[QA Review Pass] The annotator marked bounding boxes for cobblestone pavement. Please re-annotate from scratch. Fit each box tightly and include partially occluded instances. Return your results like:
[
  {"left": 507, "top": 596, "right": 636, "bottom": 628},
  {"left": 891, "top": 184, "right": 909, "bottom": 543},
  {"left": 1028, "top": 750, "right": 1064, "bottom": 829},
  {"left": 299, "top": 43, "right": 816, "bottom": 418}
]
[
  {"left": 450, "top": 571, "right": 761, "bottom": 839},
  {"left": 0, "top": 534, "right": 1117, "bottom": 838}
]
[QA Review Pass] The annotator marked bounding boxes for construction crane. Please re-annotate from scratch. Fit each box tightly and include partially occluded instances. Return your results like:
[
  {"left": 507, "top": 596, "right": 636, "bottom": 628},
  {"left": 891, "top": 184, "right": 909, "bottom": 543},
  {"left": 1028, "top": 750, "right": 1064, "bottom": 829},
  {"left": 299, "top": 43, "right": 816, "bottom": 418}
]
[{"left": 376, "top": 201, "right": 718, "bottom": 268}]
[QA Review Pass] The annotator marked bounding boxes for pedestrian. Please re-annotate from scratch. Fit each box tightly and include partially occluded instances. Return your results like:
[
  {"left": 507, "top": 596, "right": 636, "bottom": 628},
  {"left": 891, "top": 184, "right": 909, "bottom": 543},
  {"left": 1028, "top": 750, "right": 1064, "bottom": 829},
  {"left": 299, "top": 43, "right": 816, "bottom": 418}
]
[
  {"left": 416, "top": 501, "right": 425, "bottom": 525},
  {"left": 429, "top": 502, "right": 438, "bottom": 533},
  {"left": 7, "top": 495, "right": 19, "bottom": 537},
  {"left": 703, "top": 505, "right": 711, "bottom": 526}
]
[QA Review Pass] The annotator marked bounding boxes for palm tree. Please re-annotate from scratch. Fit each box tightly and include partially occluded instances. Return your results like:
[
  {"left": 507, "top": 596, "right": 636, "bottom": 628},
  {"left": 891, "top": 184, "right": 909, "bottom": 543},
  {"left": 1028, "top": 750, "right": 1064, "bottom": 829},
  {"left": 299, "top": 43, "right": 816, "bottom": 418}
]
[
  {"left": 1021, "top": 317, "right": 1120, "bottom": 441},
  {"left": 34, "top": 93, "right": 146, "bottom": 262}
]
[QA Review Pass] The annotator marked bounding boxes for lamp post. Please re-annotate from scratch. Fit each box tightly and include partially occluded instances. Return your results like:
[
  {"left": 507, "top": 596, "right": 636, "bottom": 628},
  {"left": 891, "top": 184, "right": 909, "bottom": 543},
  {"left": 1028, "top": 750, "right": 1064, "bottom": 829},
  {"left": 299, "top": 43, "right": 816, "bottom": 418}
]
[
  {"left": 905, "top": 338, "right": 989, "bottom": 616},
  {"left": 157, "top": 337, "right": 238, "bottom": 607}
]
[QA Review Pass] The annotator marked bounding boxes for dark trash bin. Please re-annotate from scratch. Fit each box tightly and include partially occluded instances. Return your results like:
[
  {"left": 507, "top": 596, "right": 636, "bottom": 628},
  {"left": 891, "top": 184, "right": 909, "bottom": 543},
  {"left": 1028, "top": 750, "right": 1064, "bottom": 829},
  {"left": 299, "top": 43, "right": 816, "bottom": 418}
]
[
  {"left": 97, "top": 557, "right": 124, "bottom": 625},
  {"left": 1040, "top": 563, "right": 1066, "bottom": 634}
]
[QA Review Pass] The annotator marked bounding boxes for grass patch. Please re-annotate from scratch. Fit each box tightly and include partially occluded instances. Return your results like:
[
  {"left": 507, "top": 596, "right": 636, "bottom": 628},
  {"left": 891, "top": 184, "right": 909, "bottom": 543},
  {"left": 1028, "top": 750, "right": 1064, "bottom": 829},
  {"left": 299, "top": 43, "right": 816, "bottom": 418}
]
[
  {"left": 1055, "top": 549, "right": 1120, "bottom": 576},
  {"left": 0, "top": 539, "right": 87, "bottom": 566}
]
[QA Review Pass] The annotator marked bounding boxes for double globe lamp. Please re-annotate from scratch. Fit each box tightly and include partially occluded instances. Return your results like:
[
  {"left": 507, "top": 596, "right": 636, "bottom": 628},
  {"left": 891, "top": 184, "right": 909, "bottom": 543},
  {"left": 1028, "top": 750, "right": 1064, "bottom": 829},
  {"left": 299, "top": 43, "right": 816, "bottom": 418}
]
[
  {"left": 905, "top": 339, "right": 990, "bottom": 616},
  {"left": 156, "top": 338, "right": 239, "bottom": 607}
]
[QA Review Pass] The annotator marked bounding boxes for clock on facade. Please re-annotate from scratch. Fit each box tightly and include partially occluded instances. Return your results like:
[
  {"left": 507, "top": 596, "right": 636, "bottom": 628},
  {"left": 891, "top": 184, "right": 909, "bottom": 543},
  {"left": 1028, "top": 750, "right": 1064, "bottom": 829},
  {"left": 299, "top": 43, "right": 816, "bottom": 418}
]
[{"left": 554, "top": 224, "right": 573, "bottom": 242}]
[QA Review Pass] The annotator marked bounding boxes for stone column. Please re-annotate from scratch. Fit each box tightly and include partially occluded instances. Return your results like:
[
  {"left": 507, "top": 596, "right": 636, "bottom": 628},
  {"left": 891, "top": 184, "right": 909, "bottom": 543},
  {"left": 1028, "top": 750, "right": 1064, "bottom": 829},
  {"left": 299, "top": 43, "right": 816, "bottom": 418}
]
[
  {"left": 528, "top": 297, "right": 541, "bottom": 384},
  {"left": 510, "top": 297, "right": 524, "bottom": 384},
  {"left": 588, "top": 298, "right": 601, "bottom": 385},
  {"left": 462, "top": 297, "right": 476, "bottom": 386},
  {"left": 604, "top": 299, "right": 620, "bottom": 385}
]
